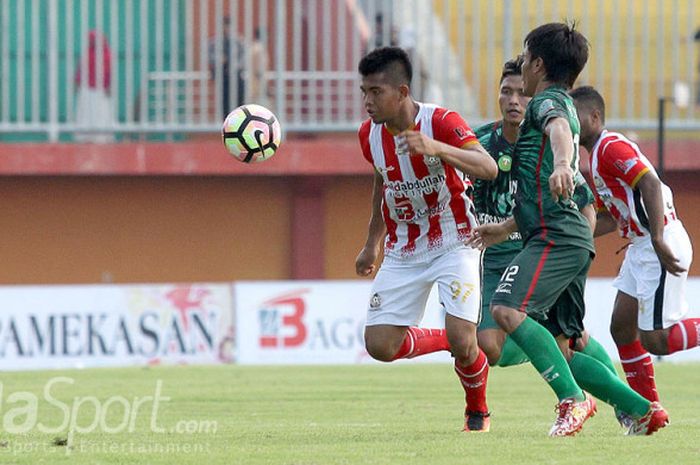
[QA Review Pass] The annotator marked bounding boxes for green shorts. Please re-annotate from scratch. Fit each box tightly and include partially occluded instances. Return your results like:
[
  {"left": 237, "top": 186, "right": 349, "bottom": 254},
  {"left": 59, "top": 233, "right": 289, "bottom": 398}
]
[
  {"left": 490, "top": 239, "right": 592, "bottom": 339},
  {"left": 479, "top": 265, "right": 507, "bottom": 331}
]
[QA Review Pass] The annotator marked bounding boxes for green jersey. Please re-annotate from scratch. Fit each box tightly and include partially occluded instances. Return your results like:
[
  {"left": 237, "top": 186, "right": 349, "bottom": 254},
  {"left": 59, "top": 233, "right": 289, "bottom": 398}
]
[
  {"left": 512, "top": 86, "right": 594, "bottom": 253},
  {"left": 474, "top": 121, "right": 522, "bottom": 270}
]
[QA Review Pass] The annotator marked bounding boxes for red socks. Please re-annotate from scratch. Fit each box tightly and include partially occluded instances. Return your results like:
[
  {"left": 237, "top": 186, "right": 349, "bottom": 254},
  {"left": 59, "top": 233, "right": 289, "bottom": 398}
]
[
  {"left": 391, "top": 327, "right": 450, "bottom": 360},
  {"left": 391, "top": 329, "right": 489, "bottom": 414},
  {"left": 667, "top": 318, "right": 700, "bottom": 354},
  {"left": 454, "top": 349, "right": 489, "bottom": 414},
  {"left": 617, "top": 340, "right": 659, "bottom": 402},
  {"left": 616, "top": 320, "right": 700, "bottom": 402}
]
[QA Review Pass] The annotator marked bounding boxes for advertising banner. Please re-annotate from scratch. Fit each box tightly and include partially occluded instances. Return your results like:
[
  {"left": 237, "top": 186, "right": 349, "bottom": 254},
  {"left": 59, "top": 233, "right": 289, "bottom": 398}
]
[
  {"left": 0, "top": 283, "right": 234, "bottom": 370},
  {"left": 234, "top": 279, "right": 700, "bottom": 364},
  {"left": 233, "top": 281, "right": 450, "bottom": 365}
]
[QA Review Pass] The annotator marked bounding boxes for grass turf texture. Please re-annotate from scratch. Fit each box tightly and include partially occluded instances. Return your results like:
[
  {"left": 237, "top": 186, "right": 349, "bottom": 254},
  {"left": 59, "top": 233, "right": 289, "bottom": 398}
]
[{"left": 0, "top": 363, "right": 698, "bottom": 464}]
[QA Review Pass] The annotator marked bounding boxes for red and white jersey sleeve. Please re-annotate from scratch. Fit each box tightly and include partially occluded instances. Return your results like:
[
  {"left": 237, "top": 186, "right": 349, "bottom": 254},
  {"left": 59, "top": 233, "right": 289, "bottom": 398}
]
[
  {"left": 431, "top": 107, "right": 478, "bottom": 148},
  {"left": 357, "top": 103, "right": 479, "bottom": 262},
  {"left": 589, "top": 130, "right": 677, "bottom": 238},
  {"left": 358, "top": 119, "right": 373, "bottom": 165}
]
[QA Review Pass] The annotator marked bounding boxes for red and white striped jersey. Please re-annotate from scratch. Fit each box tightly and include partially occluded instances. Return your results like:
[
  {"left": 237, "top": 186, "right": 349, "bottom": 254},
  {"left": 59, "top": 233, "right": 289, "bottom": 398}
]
[
  {"left": 589, "top": 129, "right": 678, "bottom": 239},
  {"left": 358, "top": 103, "right": 479, "bottom": 262}
]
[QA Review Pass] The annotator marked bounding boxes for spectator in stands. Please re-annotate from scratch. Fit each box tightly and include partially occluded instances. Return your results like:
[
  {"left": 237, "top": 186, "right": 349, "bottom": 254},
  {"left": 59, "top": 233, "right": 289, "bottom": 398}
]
[
  {"left": 74, "top": 30, "right": 115, "bottom": 143},
  {"left": 695, "top": 28, "right": 700, "bottom": 104},
  {"left": 374, "top": 14, "right": 399, "bottom": 48},
  {"left": 399, "top": 26, "right": 438, "bottom": 104},
  {"left": 247, "top": 27, "right": 270, "bottom": 106},
  {"left": 209, "top": 16, "right": 245, "bottom": 115},
  {"left": 372, "top": 15, "right": 437, "bottom": 103},
  {"left": 371, "top": 14, "right": 442, "bottom": 103}
]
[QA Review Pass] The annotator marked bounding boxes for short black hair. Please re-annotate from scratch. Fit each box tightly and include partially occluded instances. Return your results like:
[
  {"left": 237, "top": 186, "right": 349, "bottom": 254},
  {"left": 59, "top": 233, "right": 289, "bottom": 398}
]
[
  {"left": 500, "top": 55, "right": 524, "bottom": 83},
  {"left": 524, "top": 22, "right": 589, "bottom": 89},
  {"left": 569, "top": 85, "right": 606, "bottom": 123},
  {"left": 358, "top": 46, "right": 413, "bottom": 86}
]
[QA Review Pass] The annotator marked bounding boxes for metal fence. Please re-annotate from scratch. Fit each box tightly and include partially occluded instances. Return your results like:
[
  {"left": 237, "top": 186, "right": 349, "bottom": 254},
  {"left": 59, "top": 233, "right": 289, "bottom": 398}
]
[{"left": 1, "top": 0, "right": 699, "bottom": 141}]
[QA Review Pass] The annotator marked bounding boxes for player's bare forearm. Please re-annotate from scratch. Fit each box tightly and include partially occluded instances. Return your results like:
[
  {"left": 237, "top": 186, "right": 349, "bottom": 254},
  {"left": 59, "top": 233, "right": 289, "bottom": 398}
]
[
  {"left": 356, "top": 171, "right": 386, "bottom": 277},
  {"left": 364, "top": 170, "right": 387, "bottom": 248},
  {"left": 498, "top": 217, "right": 518, "bottom": 235},
  {"left": 546, "top": 118, "right": 574, "bottom": 167},
  {"left": 433, "top": 140, "right": 498, "bottom": 180},
  {"left": 545, "top": 118, "right": 575, "bottom": 200},
  {"left": 399, "top": 130, "right": 497, "bottom": 180},
  {"left": 466, "top": 217, "right": 518, "bottom": 249},
  {"left": 636, "top": 172, "right": 665, "bottom": 240},
  {"left": 593, "top": 210, "right": 617, "bottom": 237},
  {"left": 636, "top": 172, "right": 685, "bottom": 275},
  {"left": 364, "top": 215, "right": 385, "bottom": 248}
]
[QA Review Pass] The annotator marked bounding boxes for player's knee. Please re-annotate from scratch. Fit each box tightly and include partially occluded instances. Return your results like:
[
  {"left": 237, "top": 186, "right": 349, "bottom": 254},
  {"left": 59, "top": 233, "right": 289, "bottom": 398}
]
[
  {"left": 491, "top": 305, "right": 522, "bottom": 333},
  {"left": 451, "top": 339, "right": 479, "bottom": 366},
  {"left": 363, "top": 334, "right": 397, "bottom": 362},
  {"left": 610, "top": 317, "right": 637, "bottom": 345}
]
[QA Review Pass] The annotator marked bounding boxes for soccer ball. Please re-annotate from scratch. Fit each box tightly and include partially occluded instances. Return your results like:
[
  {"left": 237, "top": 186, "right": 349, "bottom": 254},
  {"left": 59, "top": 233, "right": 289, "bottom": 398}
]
[{"left": 222, "top": 104, "right": 281, "bottom": 163}]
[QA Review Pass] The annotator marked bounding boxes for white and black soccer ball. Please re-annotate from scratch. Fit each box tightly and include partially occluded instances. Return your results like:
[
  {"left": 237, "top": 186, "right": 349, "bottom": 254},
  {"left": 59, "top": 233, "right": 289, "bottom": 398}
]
[{"left": 222, "top": 104, "right": 282, "bottom": 163}]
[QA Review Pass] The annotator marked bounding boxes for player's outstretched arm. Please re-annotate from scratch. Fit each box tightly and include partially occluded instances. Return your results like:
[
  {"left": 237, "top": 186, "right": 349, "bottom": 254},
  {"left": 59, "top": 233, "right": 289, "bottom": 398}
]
[
  {"left": 355, "top": 169, "right": 387, "bottom": 277},
  {"left": 399, "top": 130, "right": 497, "bottom": 180},
  {"left": 545, "top": 117, "right": 575, "bottom": 201},
  {"left": 593, "top": 210, "right": 617, "bottom": 237},
  {"left": 465, "top": 217, "right": 518, "bottom": 250},
  {"left": 636, "top": 172, "right": 687, "bottom": 276}
]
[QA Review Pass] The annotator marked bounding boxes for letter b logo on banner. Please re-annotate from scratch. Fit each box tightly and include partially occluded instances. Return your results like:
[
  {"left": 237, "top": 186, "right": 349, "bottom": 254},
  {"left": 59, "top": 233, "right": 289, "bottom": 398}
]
[{"left": 258, "top": 290, "right": 308, "bottom": 348}]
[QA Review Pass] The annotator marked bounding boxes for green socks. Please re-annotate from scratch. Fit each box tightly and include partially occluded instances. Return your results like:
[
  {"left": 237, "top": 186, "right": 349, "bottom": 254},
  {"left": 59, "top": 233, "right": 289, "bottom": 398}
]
[
  {"left": 579, "top": 336, "right": 628, "bottom": 419},
  {"left": 569, "top": 351, "right": 650, "bottom": 418},
  {"left": 506, "top": 323, "right": 650, "bottom": 418},
  {"left": 579, "top": 335, "right": 618, "bottom": 376},
  {"left": 510, "top": 317, "right": 584, "bottom": 401},
  {"left": 496, "top": 336, "right": 530, "bottom": 367}
]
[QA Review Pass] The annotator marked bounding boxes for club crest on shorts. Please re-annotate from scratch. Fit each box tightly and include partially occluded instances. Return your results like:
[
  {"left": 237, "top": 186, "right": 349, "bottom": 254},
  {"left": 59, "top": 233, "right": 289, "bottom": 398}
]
[{"left": 369, "top": 293, "right": 382, "bottom": 310}]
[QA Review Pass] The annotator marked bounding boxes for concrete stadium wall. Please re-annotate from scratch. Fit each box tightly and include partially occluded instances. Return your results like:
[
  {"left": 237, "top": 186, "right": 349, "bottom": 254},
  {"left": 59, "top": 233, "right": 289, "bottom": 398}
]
[
  {"left": 0, "top": 172, "right": 696, "bottom": 284},
  {"left": 0, "top": 176, "right": 291, "bottom": 284}
]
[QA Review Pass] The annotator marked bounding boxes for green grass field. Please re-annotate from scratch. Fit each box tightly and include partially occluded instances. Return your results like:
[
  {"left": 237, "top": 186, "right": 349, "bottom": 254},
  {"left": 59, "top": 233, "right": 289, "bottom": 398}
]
[{"left": 0, "top": 362, "right": 698, "bottom": 464}]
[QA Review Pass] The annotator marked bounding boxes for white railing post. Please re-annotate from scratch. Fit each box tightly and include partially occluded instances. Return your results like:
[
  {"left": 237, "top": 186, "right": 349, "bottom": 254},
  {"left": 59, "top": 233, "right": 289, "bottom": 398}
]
[
  {"left": 3, "top": 1, "right": 700, "bottom": 137},
  {"left": 274, "top": 0, "right": 286, "bottom": 130},
  {"left": 48, "top": 0, "right": 59, "bottom": 141}
]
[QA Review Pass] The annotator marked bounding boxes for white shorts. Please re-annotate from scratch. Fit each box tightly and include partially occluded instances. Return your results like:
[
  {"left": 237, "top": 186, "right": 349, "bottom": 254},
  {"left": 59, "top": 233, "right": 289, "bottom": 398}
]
[
  {"left": 613, "top": 222, "right": 693, "bottom": 331},
  {"left": 365, "top": 246, "right": 482, "bottom": 327}
]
